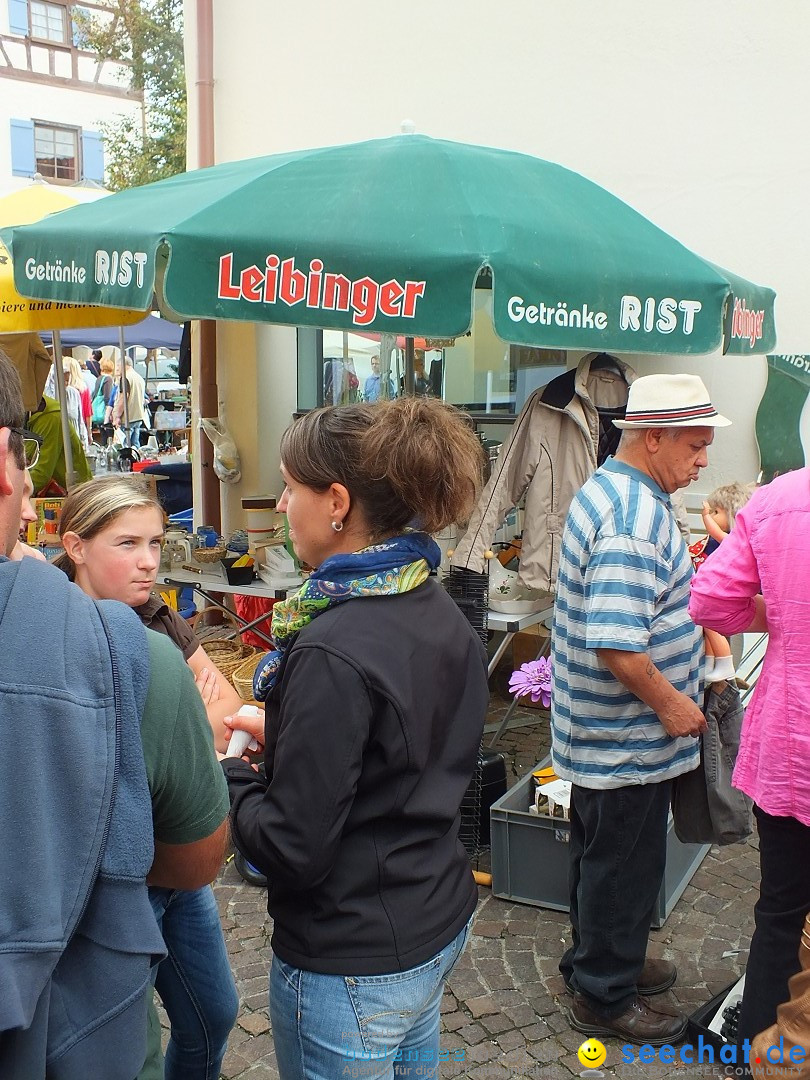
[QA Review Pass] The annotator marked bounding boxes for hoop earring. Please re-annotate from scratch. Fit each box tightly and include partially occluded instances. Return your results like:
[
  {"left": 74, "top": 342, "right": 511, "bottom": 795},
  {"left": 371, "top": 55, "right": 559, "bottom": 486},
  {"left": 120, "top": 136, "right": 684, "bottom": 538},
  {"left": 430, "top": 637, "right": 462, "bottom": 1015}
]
[{"left": 331, "top": 520, "right": 344, "bottom": 533}]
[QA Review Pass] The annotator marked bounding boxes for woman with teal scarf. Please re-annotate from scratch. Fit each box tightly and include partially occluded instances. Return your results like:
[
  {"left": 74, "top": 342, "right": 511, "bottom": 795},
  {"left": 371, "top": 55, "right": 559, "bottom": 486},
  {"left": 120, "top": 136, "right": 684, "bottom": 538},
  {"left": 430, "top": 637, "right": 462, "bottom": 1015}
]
[{"left": 222, "top": 396, "right": 489, "bottom": 1079}]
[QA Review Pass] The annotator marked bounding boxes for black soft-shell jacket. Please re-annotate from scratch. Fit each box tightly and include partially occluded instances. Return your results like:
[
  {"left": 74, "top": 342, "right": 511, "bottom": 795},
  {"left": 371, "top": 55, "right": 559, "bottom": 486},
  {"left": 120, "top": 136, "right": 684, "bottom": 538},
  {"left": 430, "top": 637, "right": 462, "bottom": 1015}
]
[{"left": 222, "top": 580, "right": 488, "bottom": 975}]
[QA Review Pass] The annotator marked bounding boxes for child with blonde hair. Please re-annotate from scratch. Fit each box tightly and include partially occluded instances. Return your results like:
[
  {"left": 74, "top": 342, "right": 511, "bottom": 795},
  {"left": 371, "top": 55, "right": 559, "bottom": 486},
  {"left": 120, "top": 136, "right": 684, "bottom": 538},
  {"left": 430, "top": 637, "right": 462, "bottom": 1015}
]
[
  {"left": 62, "top": 356, "right": 90, "bottom": 448},
  {"left": 689, "top": 481, "right": 753, "bottom": 682}
]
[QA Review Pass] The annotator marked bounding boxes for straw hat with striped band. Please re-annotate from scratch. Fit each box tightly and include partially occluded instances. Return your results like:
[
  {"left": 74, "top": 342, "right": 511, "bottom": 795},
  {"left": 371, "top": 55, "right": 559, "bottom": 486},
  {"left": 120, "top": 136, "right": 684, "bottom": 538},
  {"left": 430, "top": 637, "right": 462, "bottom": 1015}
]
[{"left": 613, "top": 374, "right": 731, "bottom": 429}]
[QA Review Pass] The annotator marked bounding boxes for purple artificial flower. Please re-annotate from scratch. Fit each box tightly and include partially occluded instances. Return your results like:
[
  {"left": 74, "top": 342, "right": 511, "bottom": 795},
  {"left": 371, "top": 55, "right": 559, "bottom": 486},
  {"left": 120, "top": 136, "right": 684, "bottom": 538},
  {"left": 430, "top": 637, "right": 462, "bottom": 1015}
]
[{"left": 508, "top": 656, "right": 552, "bottom": 708}]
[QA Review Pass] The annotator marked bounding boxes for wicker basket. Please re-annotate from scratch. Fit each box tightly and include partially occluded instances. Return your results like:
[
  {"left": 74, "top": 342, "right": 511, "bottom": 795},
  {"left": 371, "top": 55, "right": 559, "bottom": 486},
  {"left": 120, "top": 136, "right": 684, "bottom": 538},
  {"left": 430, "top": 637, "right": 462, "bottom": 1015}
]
[
  {"left": 192, "top": 543, "right": 227, "bottom": 564},
  {"left": 189, "top": 608, "right": 241, "bottom": 643},
  {"left": 232, "top": 652, "right": 264, "bottom": 700},
  {"left": 204, "top": 640, "right": 256, "bottom": 682}
]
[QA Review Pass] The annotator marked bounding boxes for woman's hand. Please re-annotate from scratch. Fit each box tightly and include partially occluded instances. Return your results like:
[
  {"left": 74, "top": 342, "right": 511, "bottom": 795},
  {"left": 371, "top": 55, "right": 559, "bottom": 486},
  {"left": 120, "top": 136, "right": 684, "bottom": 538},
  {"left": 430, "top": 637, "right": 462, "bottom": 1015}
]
[
  {"left": 223, "top": 706, "right": 265, "bottom": 748},
  {"left": 194, "top": 666, "right": 221, "bottom": 706},
  {"left": 222, "top": 707, "right": 265, "bottom": 771}
]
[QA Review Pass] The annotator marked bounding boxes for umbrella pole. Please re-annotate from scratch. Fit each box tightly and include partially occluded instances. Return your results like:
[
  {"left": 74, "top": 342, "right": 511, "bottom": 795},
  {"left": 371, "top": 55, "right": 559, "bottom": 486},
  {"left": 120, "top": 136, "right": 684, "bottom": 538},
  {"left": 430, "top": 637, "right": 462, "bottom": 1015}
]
[
  {"left": 378, "top": 333, "right": 396, "bottom": 400},
  {"left": 404, "top": 337, "right": 415, "bottom": 396},
  {"left": 51, "top": 330, "right": 76, "bottom": 488},
  {"left": 118, "top": 326, "right": 131, "bottom": 446}
]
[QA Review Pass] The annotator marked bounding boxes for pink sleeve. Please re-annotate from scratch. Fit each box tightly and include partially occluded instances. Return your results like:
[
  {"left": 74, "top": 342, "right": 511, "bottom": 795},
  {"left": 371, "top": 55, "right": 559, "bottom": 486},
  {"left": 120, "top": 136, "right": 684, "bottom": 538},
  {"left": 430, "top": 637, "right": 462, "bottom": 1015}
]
[{"left": 688, "top": 498, "right": 762, "bottom": 635}]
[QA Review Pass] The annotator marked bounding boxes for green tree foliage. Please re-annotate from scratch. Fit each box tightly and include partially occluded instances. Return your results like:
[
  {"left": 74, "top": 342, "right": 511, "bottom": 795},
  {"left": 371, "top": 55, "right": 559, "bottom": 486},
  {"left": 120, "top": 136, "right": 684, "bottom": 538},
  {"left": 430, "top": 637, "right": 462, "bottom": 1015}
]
[{"left": 76, "top": 0, "right": 185, "bottom": 190}]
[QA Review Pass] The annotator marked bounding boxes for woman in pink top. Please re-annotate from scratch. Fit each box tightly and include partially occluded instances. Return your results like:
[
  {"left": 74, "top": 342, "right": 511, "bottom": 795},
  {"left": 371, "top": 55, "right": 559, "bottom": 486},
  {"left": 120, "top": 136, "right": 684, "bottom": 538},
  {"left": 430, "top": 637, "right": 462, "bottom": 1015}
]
[{"left": 689, "top": 467, "right": 810, "bottom": 1056}]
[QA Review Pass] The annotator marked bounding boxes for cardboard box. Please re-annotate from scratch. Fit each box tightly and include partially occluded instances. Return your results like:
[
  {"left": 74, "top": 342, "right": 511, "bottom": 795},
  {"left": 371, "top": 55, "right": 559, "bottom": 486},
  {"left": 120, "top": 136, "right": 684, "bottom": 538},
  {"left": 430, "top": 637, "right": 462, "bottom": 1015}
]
[
  {"left": 511, "top": 622, "right": 550, "bottom": 669},
  {"left": 26, "top": 497, "right": 64, "bottom": 546}
]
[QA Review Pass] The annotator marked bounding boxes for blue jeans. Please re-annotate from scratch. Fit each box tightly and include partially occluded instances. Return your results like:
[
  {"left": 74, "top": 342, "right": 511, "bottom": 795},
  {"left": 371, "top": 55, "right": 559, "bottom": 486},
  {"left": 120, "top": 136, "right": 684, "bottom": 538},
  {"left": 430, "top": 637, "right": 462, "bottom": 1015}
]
[
  {"left": 149, "top": 885, "right": 239, "bottom": 1080},
  {"left": 128, "top": 420, "right": 143, "bottom": 448},
  {"left": 269, "top": 919, "right": 472, "bottom": 1079}
]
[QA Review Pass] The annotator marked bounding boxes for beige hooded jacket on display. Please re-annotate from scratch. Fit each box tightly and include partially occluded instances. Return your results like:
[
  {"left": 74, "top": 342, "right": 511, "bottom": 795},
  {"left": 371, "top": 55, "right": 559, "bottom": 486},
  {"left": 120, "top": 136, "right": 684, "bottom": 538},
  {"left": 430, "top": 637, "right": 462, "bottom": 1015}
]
[
  {"left": 452, "top": 353, "right": 636, "bottom": 593},
  {"left": 0, "top": 332, "right": 51, "bottom": 410}
]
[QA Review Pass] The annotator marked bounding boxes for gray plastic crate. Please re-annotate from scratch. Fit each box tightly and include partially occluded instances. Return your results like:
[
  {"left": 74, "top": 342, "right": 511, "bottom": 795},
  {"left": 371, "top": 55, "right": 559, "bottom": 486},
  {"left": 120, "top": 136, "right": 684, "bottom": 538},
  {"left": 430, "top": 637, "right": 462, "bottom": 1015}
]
[{"left": 490, "top": 757, "right": 710, "bottom": 928}]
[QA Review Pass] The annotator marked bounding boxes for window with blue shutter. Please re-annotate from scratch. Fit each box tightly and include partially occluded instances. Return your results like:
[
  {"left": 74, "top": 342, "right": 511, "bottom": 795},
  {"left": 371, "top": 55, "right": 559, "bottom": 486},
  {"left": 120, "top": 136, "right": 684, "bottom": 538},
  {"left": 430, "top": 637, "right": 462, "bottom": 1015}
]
[
  {"left": 7, "top": 0, "right": 28, "bottom": 36},
  {"left": 81, "top": 130, "right": 104, "bottom": 184},
  {"left": 10, "top": 119, "right": 35, "bottom": 177}
]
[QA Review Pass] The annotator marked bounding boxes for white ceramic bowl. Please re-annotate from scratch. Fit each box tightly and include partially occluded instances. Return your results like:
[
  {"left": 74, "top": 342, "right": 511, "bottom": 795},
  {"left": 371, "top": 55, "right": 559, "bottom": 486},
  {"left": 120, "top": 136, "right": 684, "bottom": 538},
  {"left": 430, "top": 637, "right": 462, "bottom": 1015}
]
[{"left": 488, "top": 596, "right": 549, "bottom": 615}]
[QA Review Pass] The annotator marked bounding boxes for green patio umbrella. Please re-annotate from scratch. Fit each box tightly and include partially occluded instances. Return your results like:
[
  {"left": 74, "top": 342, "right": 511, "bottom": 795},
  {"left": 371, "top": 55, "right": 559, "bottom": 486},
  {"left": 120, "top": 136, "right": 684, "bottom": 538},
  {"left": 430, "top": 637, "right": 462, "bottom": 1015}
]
[{"left": 12, "top": 134, "right": 775, "bottom": 355}]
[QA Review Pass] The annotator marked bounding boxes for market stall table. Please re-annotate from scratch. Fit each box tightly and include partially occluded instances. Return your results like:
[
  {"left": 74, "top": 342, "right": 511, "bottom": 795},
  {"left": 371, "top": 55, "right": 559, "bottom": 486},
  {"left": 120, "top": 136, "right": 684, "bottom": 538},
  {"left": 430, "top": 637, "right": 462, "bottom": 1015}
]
[
  {"left": 486, "top": 604, "right": 554, "bottom": 746},
  {"left": 486, "top": 605, "right": 553, "bottom": 678},
  {"left": 159, "top": 567, "right": 303, "bottom": 647}
]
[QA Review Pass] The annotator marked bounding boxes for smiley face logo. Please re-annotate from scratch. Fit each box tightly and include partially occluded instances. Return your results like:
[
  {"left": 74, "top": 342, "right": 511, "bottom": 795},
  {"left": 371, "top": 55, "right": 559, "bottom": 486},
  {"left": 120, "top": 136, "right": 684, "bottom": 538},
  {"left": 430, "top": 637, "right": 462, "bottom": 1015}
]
[{"left": 577, "top": 1038, "right": 607, "bottom": 1068}]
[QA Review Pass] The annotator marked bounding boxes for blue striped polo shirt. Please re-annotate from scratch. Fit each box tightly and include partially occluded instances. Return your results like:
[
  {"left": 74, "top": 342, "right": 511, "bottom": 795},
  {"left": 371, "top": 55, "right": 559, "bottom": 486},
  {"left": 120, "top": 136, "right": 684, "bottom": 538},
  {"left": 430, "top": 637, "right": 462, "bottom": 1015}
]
[{"left": 550, "top": 457, "right": 702, "bottom": 789}]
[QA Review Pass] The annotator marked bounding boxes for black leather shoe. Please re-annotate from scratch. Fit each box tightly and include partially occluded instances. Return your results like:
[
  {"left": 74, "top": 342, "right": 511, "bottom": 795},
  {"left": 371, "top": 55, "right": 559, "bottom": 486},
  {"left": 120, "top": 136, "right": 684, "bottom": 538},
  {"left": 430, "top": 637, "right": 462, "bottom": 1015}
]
[
  {"left": 565, "top": 958, "right": 677, "bottom": 997},
  {"left": 569, "top": 993, "right": 687, "bottom": 1046}
]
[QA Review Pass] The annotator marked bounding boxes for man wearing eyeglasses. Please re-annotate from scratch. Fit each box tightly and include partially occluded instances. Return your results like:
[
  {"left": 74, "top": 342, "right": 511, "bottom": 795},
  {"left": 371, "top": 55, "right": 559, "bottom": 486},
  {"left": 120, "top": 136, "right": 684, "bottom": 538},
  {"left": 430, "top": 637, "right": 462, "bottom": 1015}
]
[{"left": 0, "top": 351, "right": 230, "bottom": 1079}]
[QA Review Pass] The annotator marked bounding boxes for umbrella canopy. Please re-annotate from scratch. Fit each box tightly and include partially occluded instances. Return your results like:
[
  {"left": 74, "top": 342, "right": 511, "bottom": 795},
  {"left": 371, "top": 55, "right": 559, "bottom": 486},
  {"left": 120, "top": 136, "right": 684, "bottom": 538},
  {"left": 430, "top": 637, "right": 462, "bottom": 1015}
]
[
  {"left": 0, "top": 184, "right": 143, "bottom": 332},
  {"left": 12, "top": 134, "right": 776, "bottom": 355},
  {"left": 38, "top": 313, "right": 183, "bottom": 351},
  {"left": 0, "top": 182, "right": 146, "bottom": 488}
]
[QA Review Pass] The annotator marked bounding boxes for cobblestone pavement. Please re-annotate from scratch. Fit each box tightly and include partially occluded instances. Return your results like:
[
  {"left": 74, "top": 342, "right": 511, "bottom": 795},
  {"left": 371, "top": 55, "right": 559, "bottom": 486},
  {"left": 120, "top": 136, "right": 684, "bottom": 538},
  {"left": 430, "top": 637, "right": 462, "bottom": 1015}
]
[{"left": 197, "top": 697, "right": 758, "bottom": 1080}]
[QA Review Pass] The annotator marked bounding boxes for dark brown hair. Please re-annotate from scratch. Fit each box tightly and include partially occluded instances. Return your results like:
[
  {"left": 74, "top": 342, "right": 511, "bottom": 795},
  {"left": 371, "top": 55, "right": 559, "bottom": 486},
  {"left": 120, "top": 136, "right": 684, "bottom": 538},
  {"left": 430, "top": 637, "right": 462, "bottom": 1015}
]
[
  {"left": 280, "top": 397, "right": 483, "bottom": 536},
  {"left": 0, "top": 349, "right": 26, "bottom": 470}
]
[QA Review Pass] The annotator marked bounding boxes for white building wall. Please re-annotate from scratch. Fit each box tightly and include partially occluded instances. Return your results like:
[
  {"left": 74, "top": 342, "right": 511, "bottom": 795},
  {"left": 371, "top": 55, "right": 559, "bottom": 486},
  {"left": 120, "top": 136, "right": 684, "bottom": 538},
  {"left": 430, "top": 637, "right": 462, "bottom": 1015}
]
[
  {"left": 0, "top": 79, "right": 142, "bottom": 194},
  {"left": 0, "top": 2, "right": 142, "bottom": 196},
  {"left": 187, "top": 0, "right": 810, "bottom": 515}
]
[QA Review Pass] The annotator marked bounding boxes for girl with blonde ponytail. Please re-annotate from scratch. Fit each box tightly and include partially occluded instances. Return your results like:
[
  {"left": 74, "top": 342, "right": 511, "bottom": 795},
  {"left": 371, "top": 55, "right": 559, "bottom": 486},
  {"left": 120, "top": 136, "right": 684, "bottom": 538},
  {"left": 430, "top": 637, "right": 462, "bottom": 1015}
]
[{"left": 57, "top": 474, "right": 239, "bottom": 1079}]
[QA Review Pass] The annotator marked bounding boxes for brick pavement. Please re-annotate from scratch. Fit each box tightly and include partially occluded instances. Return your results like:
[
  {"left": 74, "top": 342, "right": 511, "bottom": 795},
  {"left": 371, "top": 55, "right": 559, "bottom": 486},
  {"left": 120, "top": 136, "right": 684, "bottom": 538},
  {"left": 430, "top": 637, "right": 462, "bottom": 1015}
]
[{"left": 196, "top": 697, "right": 759, "bottom": 1080}]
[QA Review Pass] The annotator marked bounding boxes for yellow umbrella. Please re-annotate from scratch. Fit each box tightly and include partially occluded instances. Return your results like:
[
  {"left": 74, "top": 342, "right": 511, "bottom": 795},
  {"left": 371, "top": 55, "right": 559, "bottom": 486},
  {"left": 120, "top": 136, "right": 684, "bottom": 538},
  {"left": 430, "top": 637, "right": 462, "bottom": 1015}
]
[
  {"left": 0, "top": 182, "right": 146, "bottom": 485},
  {"left": 0, "top": 184, "right": 144, "bottom": 331}
]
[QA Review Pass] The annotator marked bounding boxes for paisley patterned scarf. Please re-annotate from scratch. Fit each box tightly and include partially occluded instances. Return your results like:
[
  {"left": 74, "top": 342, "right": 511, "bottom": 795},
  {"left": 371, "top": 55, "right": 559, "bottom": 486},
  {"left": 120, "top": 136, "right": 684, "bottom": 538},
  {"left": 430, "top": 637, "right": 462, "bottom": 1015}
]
[{"left": 252, "top": 531, "right": 441, "bottom": 701}]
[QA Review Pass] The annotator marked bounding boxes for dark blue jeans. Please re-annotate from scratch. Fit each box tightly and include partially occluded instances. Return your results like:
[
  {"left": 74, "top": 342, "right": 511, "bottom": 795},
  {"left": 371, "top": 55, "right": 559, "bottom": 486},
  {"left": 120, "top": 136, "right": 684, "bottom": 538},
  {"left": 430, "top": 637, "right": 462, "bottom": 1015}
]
[
  {"left": 736, "top": 806, "right": 810, "bottom": 1054},
  {"left": 560, "top": 780, "right": 671, "bottom": 1016},
  {"left": 149, "top": 885, "right": 239, "bottom": 1080}
]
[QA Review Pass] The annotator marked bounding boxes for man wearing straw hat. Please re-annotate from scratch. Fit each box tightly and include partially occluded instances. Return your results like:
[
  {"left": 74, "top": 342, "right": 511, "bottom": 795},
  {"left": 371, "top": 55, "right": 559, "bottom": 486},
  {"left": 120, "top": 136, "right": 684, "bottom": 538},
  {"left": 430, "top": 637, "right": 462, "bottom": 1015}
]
[{"left": 551, "top": 373, "right": 730, "bottom": 1044}]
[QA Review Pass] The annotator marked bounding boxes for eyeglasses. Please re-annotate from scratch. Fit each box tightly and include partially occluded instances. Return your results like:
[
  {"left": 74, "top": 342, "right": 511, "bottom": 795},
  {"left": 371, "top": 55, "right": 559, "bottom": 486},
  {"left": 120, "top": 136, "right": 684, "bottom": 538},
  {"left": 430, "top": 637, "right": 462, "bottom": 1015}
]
[{"left": 8, "top": 427, "right": 42, "bottom": 471}]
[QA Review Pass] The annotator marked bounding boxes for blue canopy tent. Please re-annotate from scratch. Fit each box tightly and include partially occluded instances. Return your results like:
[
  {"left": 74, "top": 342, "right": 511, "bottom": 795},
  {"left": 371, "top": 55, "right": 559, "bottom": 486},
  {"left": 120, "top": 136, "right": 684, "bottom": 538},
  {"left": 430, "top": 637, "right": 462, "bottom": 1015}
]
[
  {"left": 42, "top": 314, "right": 191, "bottom": 510},
  {"left": 39, "top": 313, "right": 183, "bottom": 350}
]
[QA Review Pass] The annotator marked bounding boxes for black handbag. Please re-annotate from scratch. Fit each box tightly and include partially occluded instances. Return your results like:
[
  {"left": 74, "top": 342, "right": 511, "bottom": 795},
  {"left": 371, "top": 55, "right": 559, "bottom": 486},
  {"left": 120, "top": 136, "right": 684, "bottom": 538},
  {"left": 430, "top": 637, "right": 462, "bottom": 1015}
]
[{"left": 671, "top": 682, "right": 753, "bottom": 845}]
